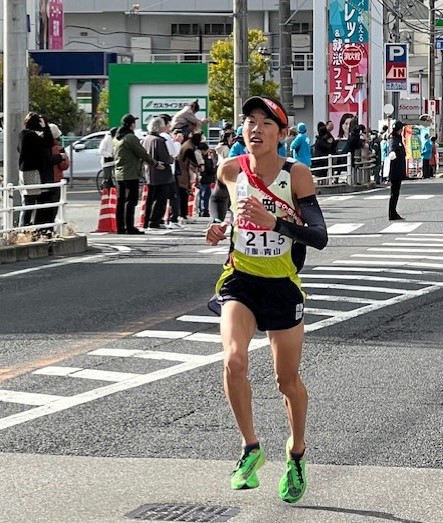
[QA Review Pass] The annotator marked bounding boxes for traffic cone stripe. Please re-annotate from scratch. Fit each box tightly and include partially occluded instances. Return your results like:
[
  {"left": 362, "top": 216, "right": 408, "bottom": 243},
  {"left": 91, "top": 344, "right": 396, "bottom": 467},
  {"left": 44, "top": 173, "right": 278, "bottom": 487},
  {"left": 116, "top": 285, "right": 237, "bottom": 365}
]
[
  {"left": 95, "top": 187, "right": 117, "bottom": 233},
  {"left": 136, "top": 185, "right": 149, "bottom": 228}
]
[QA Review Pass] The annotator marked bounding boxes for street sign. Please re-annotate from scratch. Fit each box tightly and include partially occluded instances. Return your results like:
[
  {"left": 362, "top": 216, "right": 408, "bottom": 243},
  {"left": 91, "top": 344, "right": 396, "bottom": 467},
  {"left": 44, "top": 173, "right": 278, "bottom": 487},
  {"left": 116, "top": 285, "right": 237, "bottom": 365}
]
[
  {"left": 385, "top": 43, "right": 408, "bottom": 92},
  {"left": 436, "top": 37, "right": 443, "bottom": 50},
  {"left": 410, "top": 82, "right": 420, "bottom": 94},
  {"left": 341, "top": 44, "right": 364, "bottom": 68},
  {"left": 383, "top": 103, "right": 394, "bottom": 116}
]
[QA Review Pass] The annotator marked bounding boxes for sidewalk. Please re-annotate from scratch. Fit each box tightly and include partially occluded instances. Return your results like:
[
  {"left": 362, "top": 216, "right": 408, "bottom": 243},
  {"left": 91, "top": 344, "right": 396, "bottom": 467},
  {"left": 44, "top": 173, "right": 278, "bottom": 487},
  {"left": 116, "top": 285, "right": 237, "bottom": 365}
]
[{"left": 0, "top": 453, "right": 441, "bottom": 523}]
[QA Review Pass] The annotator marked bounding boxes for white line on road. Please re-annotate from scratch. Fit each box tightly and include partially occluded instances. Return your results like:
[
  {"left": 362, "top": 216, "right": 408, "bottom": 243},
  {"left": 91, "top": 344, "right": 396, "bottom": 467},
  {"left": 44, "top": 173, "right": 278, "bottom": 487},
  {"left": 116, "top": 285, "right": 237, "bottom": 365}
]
[
  {"left": 382, "top": 242, "right": 443, "bottom": 247},
  {"left": 321, "top": 196, "right": 355, "bottom": 201},
  {"left": 368, "top": 247, "right": 443, "bottom": 253},
  {"left": 302, "top": 282, "right": 411, "bottom": 294},
  {"left": 0, "top": 390, "right": 63, "bottom": 406},
  {"left": 301, "top": 273, "right": 443, "bottom": 286},
  {"left": 307, "top": 294, "right": 380, "bottom": 304},
  {"left": 364, "top": 195, "right": 390, "bottom": 200},
  {"left": 327, "top": 223, "right": 364, "bottom": 234},
  {"left": 332, "top": 259, "right": 443, "bottom": 269},
  {"left": 380, "top": 223, "right": 423, "bottom": 233},
  {"left": 405, "top": 195, "right": 434, "bottom": 199},
  {"left": 134, "top": 330, "right": 191, "bottom": 339},
  {"left": 177, "top": 315, "right": 220, "bottom": 324},
  {"left": 353, "top": 253, "right": 443, "bottom": 260},
  {"left": 313, "top": 266, "right": 429, "bottom": 275},
  {"left": 33, "top": 367, "right": 143, "bottom": 382},
  {"left": 89, "top": 348, "right": 206, "bottom": 363}
]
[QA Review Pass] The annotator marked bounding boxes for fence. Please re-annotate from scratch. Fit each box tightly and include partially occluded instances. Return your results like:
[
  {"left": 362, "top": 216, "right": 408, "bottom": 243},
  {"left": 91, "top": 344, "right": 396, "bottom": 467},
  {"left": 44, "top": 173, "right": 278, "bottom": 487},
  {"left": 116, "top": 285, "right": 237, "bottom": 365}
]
[
  {"left": 310, "top": 151, "right": 377, "bottom": 186},
  {"left": 0, "top": 180, "right": 67, "bottom": 237}
]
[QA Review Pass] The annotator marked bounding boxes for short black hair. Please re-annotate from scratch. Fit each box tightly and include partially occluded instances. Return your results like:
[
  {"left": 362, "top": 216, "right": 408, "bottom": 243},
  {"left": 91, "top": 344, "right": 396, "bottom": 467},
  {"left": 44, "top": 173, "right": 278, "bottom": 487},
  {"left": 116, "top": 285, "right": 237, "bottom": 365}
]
[{"left": 159, "top": 113, "right": 172, "bottom": 124}]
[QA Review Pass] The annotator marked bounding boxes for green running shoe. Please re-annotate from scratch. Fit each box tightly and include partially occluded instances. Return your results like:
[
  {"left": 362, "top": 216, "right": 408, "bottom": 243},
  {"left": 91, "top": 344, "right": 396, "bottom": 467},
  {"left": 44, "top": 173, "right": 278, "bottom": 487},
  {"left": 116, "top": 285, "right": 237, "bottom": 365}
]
[
  {"left": 278, "top": 437, "right": 307, "bottom": 503},
  {"left": 231, "top": 447, "right": 266, "bottom": 490}
]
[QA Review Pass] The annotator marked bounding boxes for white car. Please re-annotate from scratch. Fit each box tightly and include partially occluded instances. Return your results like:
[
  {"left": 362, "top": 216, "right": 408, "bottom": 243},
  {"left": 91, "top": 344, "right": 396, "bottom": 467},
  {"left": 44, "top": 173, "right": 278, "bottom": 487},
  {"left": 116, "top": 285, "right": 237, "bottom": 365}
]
[{"left": 69, "top": 129, "right": 146, "bottom": 178}]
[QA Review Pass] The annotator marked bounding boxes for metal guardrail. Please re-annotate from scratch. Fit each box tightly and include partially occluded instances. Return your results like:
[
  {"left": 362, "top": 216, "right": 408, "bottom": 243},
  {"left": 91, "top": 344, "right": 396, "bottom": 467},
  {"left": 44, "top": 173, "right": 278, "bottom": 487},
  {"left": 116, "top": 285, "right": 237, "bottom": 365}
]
[
  {"left": 310, "top": 151, "right": 377, "bottom": 186},
  {"left": 0, "top": 180, "right": 68, "bottom": 237}
]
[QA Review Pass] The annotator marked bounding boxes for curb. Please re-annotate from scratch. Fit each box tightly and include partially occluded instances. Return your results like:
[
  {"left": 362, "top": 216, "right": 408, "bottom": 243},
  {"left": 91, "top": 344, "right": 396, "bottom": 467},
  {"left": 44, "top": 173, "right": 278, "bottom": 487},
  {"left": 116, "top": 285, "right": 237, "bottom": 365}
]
[
  {"left": 316, "top": 183, "right": 374, "bottom": 195},
  {"left": 0, "top": 235, "right": 88, "bottom": 265}
]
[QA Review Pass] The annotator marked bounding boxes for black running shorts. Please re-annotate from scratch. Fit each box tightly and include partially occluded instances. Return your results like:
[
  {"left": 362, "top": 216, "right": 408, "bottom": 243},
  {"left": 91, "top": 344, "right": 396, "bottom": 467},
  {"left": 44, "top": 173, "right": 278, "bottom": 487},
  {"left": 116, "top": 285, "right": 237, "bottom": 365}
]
[{"left": 218, "top": 270, "right": 305, "bottom": 332}]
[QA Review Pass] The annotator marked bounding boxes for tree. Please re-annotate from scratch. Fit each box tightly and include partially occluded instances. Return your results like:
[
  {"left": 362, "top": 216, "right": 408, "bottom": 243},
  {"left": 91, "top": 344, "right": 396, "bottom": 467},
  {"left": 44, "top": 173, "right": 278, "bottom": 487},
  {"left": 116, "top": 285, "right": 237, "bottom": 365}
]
[
  {"left": 209, "top": 29, "right": 279, "bottom": 122},
  {"left": 97, "top": 88, "right": 109, "bottom": 129},
  {"left": 0, "top": 58, "right": 83, "bottom": 134}
]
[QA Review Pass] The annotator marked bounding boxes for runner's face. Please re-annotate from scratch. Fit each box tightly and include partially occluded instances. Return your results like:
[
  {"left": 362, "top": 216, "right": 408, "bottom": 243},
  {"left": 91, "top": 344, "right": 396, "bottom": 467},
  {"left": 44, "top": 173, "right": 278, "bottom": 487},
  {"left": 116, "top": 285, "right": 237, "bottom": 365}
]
[{"left": 243, "top": 108, "right": 284, "bottom": 156}]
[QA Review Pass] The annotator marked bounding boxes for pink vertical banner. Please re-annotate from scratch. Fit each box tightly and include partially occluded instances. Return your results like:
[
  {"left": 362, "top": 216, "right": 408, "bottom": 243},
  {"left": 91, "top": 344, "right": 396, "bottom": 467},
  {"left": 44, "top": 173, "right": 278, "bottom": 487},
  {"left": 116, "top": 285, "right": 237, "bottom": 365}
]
[{"left": 48, "top": 0, "right": 64, "bottom": 49}]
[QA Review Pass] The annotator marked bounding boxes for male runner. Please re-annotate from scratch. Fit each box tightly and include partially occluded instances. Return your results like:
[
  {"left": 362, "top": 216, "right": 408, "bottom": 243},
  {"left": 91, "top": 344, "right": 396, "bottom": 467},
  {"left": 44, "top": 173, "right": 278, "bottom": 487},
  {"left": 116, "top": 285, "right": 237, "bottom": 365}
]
[{"left": 205, "top": 96, "right": 328, "bottom": 503}]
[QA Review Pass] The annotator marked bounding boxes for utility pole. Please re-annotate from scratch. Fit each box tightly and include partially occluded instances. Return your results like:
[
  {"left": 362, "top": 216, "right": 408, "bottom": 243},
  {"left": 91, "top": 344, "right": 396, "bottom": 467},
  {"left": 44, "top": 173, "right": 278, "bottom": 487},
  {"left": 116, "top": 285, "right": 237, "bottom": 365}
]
[
  {"left": 233, "top": 0, "right": 249, "bottom": 126},
  {"left": 428, "top": 0, "right": 435, "bottom": 101},
  {"left": 3, "top": 0, "right": 29, "bottom": 190},
  {"left": 392, "top": 0, "right": 400, "bottom": 120},
  {"left": 279, "top": 0, "right": 293, "bottom": 119}
]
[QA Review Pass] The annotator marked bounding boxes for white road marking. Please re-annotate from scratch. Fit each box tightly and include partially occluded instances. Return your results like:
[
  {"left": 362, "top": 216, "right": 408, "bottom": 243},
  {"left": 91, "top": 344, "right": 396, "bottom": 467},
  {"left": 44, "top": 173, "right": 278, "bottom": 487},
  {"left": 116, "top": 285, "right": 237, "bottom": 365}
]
[
  {"left": 313, "top": 266, "right": 428, "bottom": 275},
  {"left": 321, "top": 196, "right": 355, "bottom": 202},
  {"left": 33, "top": 367, "right": 143, "bottom": 382},
  {"left": 305, "top": 284, "right": 441, "bottom": 332},
  {"left": 327, "top": 223, "right": 364, "bottom": 234},
  {"left": 302, "top": 273, "right": 443, "bottom": 286},
  {"left": 333, "top": 259, "right": 443, "bottom": 269},
  {"left": 368, "top": 247, "right": 443, "bottom": 253},
  {"left": 302, "top": 282, "right": 411, "bottom": 294},
  {"left": 406, "top": 233, "right": 443, "bottom": 237},
  {"left": 0, "top": 390, "right": 63, "bottom": 406},
  {"left": 382, "top": 242, "right": 443, "bottom": 247},
  {"left": 0, "top": 245, "right": 131, "bottom": 280},
  {"left": 353, "top": 253, "right": 443, "bottom": 260},
  {"left": 405, "top": 195, "right": 434, "bottom": 199},
  {"left": 33, "top": 366, "right": 82, "bottom": 376},
  {"left": 305, "top": 308, "right": 344, "bottom": 316},
  {"left": 380, "top": 222, "right": 423, "bottom": 233},
  {"left": 0, "top": 338, "right": 270, "bottom": 431},
  {"left": 89, "top": 348, "right": 206, "bottom": 363},
  {"left": 177, "top": 315, "right": 220, "bottom": 324},
  {"left": 134, "top": 330, "right": 191, "bottom": 339},
  {"left": 328, "top": 234, "right": 382, "bottom": 238},
  {"left": 364, "top": 195, "right": 390, "bottom": 200},
  {"left": 307, "top": 294, "right": 380, "bottom": 304}
]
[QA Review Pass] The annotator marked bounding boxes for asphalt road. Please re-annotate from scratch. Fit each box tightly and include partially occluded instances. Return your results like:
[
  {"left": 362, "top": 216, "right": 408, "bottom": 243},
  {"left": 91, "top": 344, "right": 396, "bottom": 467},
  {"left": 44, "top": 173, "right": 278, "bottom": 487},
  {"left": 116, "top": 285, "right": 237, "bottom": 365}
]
[{"left": 0, "top": 179, "right": 442, "bottom": 523}]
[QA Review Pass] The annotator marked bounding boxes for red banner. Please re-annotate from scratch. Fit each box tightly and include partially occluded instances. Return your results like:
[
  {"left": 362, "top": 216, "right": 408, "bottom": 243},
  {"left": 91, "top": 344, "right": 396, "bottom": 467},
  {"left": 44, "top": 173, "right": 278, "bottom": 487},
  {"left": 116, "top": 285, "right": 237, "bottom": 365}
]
[{"left": 48, "top": 0, "right": 64, "bottom": 49}]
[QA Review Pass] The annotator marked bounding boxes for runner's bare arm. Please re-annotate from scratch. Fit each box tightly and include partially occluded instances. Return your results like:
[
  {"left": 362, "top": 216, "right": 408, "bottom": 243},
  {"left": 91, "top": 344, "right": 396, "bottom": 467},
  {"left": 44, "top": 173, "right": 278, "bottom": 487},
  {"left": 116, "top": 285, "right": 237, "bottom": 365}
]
[{"left": 272, "top": 163, "right": 328, "bottom": 250}]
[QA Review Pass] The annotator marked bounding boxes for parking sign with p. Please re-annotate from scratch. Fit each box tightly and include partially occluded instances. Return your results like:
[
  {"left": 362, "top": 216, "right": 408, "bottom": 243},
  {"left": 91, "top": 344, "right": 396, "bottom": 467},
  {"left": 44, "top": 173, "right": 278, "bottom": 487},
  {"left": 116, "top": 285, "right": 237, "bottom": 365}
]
[{"left": 385, "top": 43, "right": 408, "bottom": 92}]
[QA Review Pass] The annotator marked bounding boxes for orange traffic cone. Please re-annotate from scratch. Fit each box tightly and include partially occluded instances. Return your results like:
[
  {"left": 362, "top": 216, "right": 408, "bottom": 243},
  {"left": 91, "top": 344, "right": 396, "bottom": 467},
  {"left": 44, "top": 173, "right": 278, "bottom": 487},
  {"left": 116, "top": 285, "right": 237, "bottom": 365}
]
[
  {"left": 136, "top": 184, "right": 149, "bottom": 228},
  {"left": 187, "top": 183, "right": 199, "bottom": 220},
  {"left": 95, "top": 187, "right": 117, "bottom": 233}
]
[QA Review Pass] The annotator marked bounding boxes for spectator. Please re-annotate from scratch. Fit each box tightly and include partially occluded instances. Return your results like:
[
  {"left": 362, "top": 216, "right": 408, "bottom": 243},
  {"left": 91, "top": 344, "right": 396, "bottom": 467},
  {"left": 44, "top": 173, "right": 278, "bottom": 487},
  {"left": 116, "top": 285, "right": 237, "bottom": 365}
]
[
  {"left": 46, "top": 123, "right": 70, "bottom": 225},
  {"left": 326, "top": 120, "right": 335, "bottom": 135},
  {"left": 114, "top": 114, "right": 164, "bottom": 235},
  {"left": 284, "top": 127, "right": 297, "bottom": 156},
  {"left": 290, "top": 122, "right": 312, "bottom": 167},
  {"left": 158, "top": 115, "right": 184, "bottom": 228},
  {"left": 215, "top": 131, "right": 235, "bottom": 163},
  {"left": 386, "top": 120, "right": 406, "bottom": 220},
  {"left": 312, "top": 125, "right": 335, "bottom": 180},
  {"left": 421, "top": 133, "right": 432, "bottom": 178},
  {"left": 171, "top": 100, "right": 209, "bottom": 138},
  {"left": 142, "top": 117, "right": 175, "bottom": 230},
  {"left": 430, "top": 136, "right": 438, "bottom": 178},
  {"left": 98, "top": 127, "right": 118, "bottom": 187},
  {"left": 228, "top": 127, "right": 247, "bottom": 157},
  {"left": 342, "top": 117, "right": 365, "bottom": 166},
  {"left": 197, "top": 142, "right": 216, "bottom": 217},
  {"left": 17, "top": 112, "right": 56, "bottom": 227},
  {"left": 177, "top": 132, "right": 204, "bottom": 224}
]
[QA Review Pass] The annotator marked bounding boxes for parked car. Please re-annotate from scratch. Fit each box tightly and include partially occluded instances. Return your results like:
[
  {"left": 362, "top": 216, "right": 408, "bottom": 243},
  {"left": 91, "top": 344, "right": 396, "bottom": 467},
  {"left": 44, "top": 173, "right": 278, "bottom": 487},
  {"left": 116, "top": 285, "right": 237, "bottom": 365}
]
[{"left": 68, "top": 129, "right": 147, "bottom": 179}]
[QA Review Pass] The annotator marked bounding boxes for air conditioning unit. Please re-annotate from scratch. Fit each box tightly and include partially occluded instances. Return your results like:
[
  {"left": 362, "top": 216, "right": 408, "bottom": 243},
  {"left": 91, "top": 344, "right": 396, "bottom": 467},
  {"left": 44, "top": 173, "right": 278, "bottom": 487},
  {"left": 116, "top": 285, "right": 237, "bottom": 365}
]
[{"left": 291, "top": 34, "right": 311, "bottom": 53}]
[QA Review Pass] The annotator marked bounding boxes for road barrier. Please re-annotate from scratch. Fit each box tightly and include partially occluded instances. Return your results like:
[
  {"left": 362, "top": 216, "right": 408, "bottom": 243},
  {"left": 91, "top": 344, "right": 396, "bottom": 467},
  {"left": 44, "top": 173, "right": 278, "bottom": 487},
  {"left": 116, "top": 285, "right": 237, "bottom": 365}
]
[
  {"left": 0, "top": 180, "right": 67, "bottom": 238},
  {"left": 310, "top": 151, "right": 377, "bottom": 186}
]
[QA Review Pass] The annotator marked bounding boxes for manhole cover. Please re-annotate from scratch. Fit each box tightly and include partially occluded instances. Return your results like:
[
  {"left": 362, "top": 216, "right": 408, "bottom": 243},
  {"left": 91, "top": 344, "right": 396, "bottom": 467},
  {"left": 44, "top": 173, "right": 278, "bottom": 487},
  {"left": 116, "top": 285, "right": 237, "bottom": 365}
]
[{"left": 125, "top": 503, "right": 240, "bottom": 522}]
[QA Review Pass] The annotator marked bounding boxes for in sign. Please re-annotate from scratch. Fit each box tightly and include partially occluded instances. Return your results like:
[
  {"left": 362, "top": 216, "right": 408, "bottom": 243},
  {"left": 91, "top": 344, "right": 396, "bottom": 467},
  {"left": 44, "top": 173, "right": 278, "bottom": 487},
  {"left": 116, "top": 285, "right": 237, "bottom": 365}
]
[{"left": 341, "top": 44, "right": 363, "bottom": 68}]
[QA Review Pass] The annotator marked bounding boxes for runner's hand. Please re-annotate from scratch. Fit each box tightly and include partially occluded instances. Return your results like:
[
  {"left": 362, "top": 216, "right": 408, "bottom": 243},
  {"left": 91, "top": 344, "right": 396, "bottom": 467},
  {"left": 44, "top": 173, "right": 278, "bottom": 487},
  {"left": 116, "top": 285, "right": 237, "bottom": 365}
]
[
  {"left": 205, "top": 222, "right": 228, "bottom": 245},
  {"left": 156, "top": 161, "right": 165, "bottom": 170},
  {"left": 238, "top": 196, "right": 276, "bottom": 230}
]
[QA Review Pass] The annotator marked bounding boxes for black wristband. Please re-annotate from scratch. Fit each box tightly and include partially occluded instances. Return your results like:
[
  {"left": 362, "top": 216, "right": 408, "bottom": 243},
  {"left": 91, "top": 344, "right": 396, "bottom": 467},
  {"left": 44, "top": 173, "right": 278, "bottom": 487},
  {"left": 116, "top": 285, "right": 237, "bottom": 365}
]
[{"left": 273, "top": 217, "right": 283, "bottom": 232}]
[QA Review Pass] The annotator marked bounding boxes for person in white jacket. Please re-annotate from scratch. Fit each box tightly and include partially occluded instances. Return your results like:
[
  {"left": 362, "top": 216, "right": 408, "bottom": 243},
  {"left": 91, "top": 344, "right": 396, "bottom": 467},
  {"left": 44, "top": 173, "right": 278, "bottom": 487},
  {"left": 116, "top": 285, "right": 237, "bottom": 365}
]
[{"left": 98, "top": 127, "right": 117, "bottom": 186}]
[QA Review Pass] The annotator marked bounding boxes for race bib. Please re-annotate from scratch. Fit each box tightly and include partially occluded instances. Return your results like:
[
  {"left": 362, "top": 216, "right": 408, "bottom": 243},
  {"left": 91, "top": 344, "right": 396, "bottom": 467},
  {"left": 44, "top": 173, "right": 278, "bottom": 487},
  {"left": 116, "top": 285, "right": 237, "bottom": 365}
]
[{"left": 234, "top": 216, "right": 291, "bottom": 257}]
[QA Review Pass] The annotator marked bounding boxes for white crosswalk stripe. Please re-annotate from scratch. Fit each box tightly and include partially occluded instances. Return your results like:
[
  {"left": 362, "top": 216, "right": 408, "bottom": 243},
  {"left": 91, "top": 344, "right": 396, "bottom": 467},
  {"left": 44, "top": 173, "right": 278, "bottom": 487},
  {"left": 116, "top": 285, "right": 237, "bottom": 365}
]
[{"left": 327, "top": 223, "right": 364, "bottom": 234}]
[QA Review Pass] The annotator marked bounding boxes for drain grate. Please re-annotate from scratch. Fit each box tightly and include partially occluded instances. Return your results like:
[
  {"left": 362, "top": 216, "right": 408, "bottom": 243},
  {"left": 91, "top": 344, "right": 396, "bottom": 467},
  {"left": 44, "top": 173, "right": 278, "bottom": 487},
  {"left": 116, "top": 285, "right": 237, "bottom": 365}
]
[{"left": 125, "top": 503, "right": 240, "bottom": 522}]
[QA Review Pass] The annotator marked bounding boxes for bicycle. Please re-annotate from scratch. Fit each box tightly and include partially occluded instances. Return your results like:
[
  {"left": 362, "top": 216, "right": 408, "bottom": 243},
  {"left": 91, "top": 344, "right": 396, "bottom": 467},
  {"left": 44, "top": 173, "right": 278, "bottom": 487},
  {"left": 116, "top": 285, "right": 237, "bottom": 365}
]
[{"left": 96, "top": 167, "right": 116, "bottom": 193}]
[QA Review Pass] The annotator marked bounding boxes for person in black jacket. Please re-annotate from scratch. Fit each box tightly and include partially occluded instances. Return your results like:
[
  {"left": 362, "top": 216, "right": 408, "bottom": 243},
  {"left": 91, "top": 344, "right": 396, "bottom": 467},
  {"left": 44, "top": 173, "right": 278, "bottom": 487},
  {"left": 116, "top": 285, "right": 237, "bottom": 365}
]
[
  {"left": 313, "top": 125, "right": 336, "bottom": 180},
  {"left": 197, "top": 142, "right": 216, "bottom": 217},
  {"left": 387, "top": 121, "right": 406, "bottom": 220},
  {"left": 18, "top": 112, "right": 63, "bottom": 227}
]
